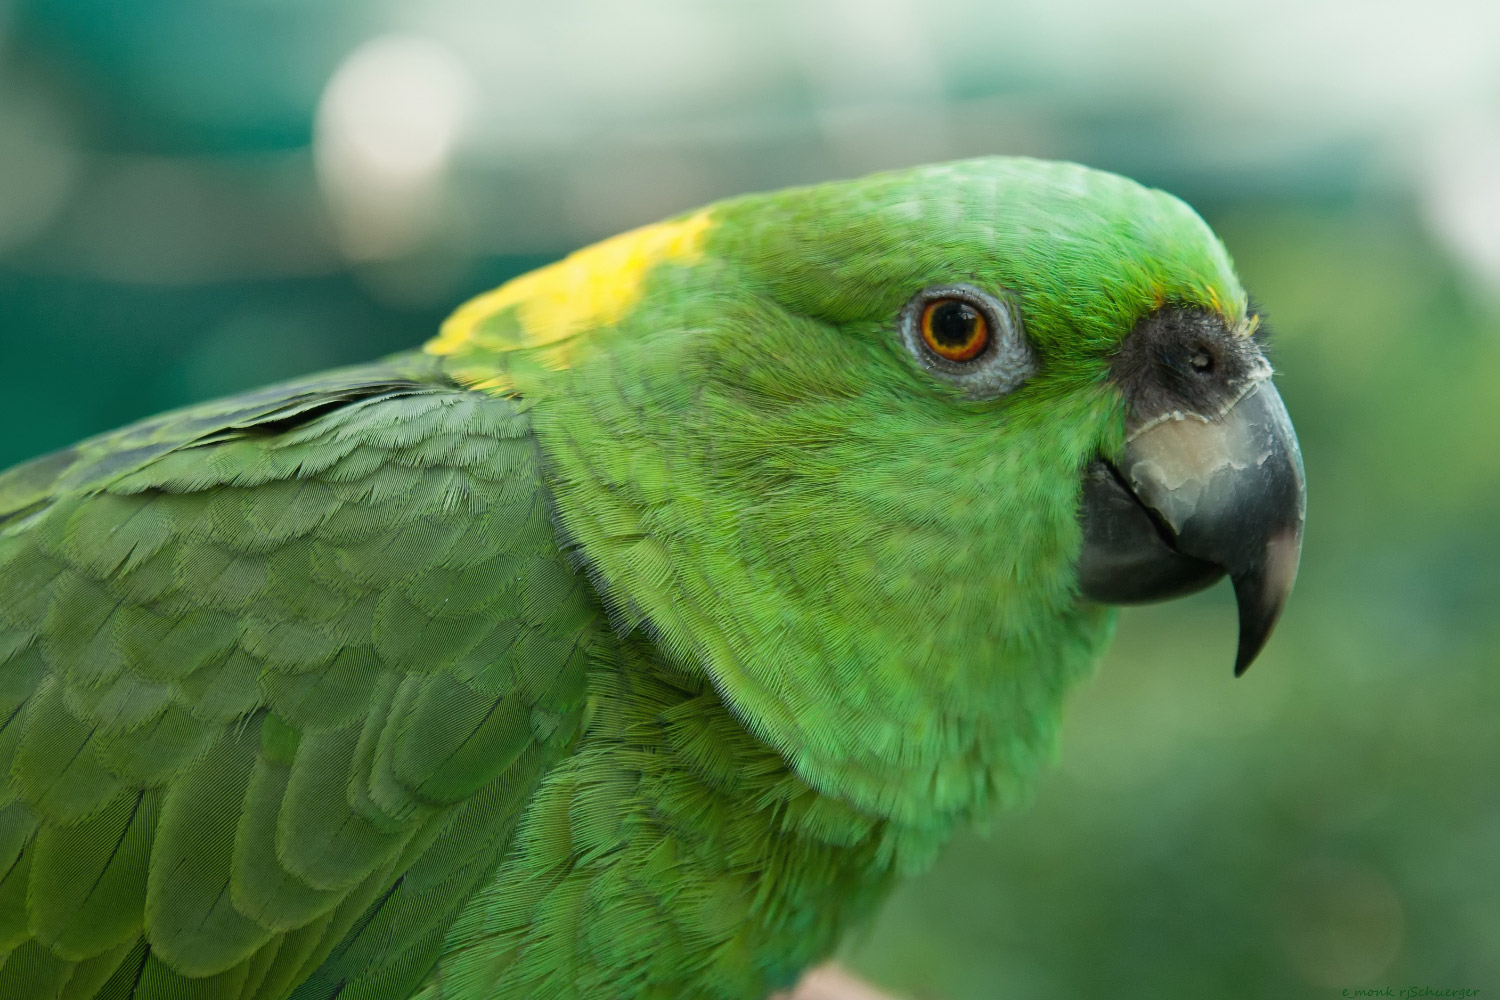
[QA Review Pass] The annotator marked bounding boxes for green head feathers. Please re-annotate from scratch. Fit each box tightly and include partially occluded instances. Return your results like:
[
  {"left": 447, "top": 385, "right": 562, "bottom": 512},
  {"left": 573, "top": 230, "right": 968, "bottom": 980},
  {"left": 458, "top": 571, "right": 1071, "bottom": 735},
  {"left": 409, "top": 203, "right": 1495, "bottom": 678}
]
[{"left": 429, "top": 156, "right": 1250, "bottom": 832}]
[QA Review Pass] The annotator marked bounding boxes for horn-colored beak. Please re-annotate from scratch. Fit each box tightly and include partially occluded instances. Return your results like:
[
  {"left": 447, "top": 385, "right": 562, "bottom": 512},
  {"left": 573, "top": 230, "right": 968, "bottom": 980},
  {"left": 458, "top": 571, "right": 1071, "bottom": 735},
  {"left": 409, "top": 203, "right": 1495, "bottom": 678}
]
[{"left": 1077, "top": 377, "right": 1306, "bottom": 674}]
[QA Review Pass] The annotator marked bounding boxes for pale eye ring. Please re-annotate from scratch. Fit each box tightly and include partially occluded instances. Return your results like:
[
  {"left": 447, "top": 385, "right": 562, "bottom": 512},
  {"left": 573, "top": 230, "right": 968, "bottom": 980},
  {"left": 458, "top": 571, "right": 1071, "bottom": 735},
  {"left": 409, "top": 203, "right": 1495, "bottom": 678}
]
[{"left": 898, "top": 284, "right": 1036, "bottom": 399}]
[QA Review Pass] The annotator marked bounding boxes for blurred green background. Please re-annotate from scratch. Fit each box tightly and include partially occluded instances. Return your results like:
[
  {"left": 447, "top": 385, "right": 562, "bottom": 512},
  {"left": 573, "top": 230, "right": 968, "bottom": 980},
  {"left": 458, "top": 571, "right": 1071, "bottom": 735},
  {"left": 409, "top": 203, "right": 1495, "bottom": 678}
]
[{"left": 2, "top": 1, "right": 1497, "bottom": 997}]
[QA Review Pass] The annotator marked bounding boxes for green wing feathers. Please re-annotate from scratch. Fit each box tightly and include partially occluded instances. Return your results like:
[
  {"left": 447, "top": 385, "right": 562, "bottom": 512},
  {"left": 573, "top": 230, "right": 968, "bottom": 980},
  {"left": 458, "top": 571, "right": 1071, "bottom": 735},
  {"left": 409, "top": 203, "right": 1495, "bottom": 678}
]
[{"left": 0, "top": 363, "right": 600, "bottom": 1000}]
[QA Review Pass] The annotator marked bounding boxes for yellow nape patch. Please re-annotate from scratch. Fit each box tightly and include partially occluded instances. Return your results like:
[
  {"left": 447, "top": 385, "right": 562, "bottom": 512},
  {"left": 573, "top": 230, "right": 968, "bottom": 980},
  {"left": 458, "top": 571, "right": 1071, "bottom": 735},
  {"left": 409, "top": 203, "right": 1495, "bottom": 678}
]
[{"left": 425, "top": 209, "right": 715, "bottom": 367}]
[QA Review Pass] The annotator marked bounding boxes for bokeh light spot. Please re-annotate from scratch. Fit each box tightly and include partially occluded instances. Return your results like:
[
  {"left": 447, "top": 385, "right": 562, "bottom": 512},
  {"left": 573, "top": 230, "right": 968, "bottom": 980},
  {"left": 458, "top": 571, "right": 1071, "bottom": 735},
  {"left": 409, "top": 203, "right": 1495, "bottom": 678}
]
[
  {"left": 315, "top": 34, "right": 473, "bottom": 260},
  {"left": 1277, "top": 857, "right": 1404, "bottom": 988}
]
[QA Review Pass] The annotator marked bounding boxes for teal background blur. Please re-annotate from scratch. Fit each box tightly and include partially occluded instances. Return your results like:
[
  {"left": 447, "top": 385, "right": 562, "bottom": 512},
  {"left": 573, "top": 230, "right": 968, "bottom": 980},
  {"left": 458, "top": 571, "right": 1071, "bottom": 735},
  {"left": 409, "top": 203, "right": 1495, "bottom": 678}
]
[{"left": 2, "top": 1, "right": 1497, "bottom": 996}]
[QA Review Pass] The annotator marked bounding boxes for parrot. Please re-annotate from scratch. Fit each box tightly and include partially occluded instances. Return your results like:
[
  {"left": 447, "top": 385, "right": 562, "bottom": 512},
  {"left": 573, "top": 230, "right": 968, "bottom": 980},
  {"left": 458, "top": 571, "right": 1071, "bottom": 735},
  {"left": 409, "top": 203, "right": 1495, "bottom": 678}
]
[{"left": 0, "top": 156, "right": 1305, "bottom": 1000}]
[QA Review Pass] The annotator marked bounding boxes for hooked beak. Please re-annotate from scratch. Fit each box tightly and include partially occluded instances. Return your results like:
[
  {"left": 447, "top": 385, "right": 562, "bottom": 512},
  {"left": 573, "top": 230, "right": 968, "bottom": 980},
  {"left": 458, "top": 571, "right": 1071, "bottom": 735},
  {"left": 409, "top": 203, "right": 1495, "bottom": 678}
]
[{"left": 1077, "top": 377, "right": 1306, "bottom": 674}]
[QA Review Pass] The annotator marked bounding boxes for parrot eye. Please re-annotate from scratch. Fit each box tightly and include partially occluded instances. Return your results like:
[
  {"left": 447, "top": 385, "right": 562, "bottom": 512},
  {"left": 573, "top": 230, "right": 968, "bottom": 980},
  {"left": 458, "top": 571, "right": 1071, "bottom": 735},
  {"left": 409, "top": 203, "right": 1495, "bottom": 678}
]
[
  {"left": 920, "top": 299, "right": 989, "bottom": 361},
  {"left": 898, "top": 284, "right": 1036, "bottom": 399}
]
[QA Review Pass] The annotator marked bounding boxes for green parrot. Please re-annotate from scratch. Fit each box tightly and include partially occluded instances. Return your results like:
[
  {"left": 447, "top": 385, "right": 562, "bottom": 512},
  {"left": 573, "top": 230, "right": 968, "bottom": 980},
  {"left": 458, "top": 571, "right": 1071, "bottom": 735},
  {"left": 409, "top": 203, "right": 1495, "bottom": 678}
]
[{"left": 0, "top": 156, "right": 1304, "bottom": 1000}]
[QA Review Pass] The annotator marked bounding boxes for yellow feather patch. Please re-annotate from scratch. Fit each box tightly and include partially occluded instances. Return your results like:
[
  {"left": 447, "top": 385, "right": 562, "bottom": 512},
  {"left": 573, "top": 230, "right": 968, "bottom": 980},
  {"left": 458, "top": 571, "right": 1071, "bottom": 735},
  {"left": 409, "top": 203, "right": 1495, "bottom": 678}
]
[{"left": 425, "top": 209, "right": 715, "bottom": 369}]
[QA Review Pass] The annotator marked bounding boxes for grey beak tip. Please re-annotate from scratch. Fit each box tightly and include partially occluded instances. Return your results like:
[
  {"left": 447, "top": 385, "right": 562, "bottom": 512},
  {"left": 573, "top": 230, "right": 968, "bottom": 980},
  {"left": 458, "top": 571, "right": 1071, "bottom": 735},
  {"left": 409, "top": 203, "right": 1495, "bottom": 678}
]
[
  {"left": 1234, "top": 632, "right": 1263, "bottom": 677},
  {"left": 1233, "top": 602, "right": 1278, "bottom": 676},
  {"left": 1231, "top": 525, "right": 1304, "bottom": 676}
]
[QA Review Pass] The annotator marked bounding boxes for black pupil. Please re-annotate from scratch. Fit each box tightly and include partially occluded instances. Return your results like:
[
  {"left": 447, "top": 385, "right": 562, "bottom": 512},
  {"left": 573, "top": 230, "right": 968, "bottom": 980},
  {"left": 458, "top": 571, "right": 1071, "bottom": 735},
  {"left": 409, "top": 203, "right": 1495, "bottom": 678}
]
[{"left": 930, "top": 301, "right": 981, "bottom": 348}]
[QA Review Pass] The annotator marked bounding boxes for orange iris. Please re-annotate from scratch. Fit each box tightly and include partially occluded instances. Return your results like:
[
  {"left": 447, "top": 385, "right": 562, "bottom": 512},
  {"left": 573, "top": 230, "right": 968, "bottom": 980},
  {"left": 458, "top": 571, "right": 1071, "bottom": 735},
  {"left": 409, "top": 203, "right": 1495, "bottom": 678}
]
[{"left": 920, "top": 298, "right": 989, "bottom": 362}]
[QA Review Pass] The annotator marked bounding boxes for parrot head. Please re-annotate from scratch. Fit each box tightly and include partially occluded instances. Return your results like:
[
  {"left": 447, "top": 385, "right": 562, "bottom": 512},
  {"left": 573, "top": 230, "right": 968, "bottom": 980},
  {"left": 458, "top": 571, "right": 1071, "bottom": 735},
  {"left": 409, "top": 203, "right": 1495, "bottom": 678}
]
[{"left": 429, "top": 157, "right": 1305, "bottom": 829}]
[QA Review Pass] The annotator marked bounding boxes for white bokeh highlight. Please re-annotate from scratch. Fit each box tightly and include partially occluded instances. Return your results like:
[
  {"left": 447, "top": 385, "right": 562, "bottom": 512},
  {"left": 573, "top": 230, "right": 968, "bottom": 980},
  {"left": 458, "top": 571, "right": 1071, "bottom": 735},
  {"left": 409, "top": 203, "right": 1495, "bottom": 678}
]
[
  {"left": 1423, "top": 112, "right": 1500, "bottom": 294},
  {"left": 315, "top": 35, "right": 474, "bottom": 260}
]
